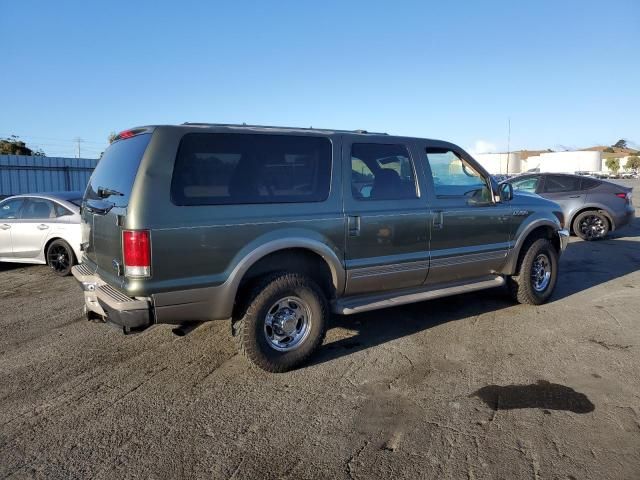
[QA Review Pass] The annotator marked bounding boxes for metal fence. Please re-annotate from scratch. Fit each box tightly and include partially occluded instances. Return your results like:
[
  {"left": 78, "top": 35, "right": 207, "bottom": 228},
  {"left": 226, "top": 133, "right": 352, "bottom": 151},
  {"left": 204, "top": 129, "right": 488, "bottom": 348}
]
[{"left": 0, "top": 155, "right": 98, "bottom": 198}]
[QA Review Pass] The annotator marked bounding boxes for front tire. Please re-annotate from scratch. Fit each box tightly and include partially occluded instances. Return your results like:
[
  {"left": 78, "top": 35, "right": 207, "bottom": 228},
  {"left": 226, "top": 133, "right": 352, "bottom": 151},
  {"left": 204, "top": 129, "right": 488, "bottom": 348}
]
[
  {"left": 508, "top": 238, "right": 558, "bottom": 305},
  {"left": 234, "top": 273, "right": 328, "bottom": 373},
  {"left": 573, "top": 211, "right": 609, "bottom": 240},
  {"left": 46, "top": 239, "right": 75, "bottom": 276}
]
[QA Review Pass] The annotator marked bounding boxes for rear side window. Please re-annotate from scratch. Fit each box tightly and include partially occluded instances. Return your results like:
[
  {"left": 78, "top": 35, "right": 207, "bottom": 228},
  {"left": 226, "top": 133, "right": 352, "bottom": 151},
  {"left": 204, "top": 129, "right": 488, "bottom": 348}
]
[
  {"left": 171, "top": 133, "right": 332, "bottom": 205},
  {"left": 21, "top": 199, "right": 55, "bottom": 219},
  {"left": 544, "top": 175, "right": 581, "bottom": 193},
  {"left": 350, "top": 143, "right": 418, "bottom": 200},
  {"left": 85, "top": 133, "right": 152, "bottom": 207},
  {"left": 581, "top": 178, "right": 601, "bottom": 190}
]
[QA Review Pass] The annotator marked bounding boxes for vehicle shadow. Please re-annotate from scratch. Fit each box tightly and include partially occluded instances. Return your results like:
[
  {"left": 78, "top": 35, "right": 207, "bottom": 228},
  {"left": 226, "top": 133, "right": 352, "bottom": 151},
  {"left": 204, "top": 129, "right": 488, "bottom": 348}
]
[
  {"left": 0, "top": 262, "right": 30, "bottom": 272},
  {"left": 312, "top": 288, "right": 514, "bottom": 367},
  {"left": 312, "top": 219, "right": 640, "bottom": 367}
]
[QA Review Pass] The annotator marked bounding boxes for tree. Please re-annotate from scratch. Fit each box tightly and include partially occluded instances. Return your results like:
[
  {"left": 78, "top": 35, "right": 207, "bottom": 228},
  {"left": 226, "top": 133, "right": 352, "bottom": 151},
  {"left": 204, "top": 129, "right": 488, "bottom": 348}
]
[
  {"left": 603, "top": 147, "right": 615, "bottom": 153},
  {"left": 0, "top": 135, "right": 45, "bottom": 156},
  {"left": 605, "top": 158, "right": 620, "bottom": 173},
  {"left": 613, "top": 139, "right": 627, "bottom": 149},
  {"left": 108, "top": 131, "right": 117, "bottom": 144},
  {"left": 625, "top": 155, "right": 640, "bottom": 171}
]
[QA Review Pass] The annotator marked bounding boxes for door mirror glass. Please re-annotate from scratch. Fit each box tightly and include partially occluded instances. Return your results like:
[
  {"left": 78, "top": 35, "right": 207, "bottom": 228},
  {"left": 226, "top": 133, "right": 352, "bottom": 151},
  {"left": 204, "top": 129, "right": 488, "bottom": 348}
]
[{"left": 500, "top": 182, "right": 513, "bottom": 202}]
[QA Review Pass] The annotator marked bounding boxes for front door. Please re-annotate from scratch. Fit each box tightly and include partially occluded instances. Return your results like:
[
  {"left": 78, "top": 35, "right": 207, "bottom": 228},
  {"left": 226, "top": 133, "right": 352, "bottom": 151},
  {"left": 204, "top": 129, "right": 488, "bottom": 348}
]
[
  {"left": 10, "top": 198, "right": 57, "bottom": 259},
  {"left": 0, "top": 198, "right": 26, "bottom": 258},
  {"left": 421, "top": 145, "right": 511, "bottom": 284},
  {"left": 343, "top": 139, "right": 430, "bottom": 295}
]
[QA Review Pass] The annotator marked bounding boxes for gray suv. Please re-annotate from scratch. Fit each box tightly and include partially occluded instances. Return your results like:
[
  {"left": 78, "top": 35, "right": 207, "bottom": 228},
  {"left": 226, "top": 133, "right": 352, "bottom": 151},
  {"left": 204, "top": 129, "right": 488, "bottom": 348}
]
[{"left": 73, "top": 124, "right": 569, "bottom": 372}]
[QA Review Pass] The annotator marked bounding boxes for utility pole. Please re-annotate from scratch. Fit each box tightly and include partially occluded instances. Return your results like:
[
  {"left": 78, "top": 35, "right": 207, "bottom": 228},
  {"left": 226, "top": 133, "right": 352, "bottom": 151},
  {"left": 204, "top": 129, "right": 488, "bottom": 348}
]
[
  {"left": 506, "top": 117, "right": 511, "bottom": 174},
  {"left": 74, "top": 137, "right": 83, "bottom": 158}
]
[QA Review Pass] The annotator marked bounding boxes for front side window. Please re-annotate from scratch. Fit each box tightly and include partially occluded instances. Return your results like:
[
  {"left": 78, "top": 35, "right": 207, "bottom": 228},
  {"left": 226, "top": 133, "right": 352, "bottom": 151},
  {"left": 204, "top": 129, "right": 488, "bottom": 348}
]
[
  {"left": 544, "top": 175, "right": 581, "bottom": 193},
  {"left": 351, "top": 143, "right": 418, "bottom": 200},
  {"left": 0, "top": 199, "right": 24, "bottom": 219},
  {"left": 171, "top": 133, "right": 332, "bottom": 205},
  {"left": 21, "top": 199, "right": 55, "bottom": 220},
  {"left": 425, "top": 148, "right": 491, "bottom": 201},
  {"left": 510, "top": 176, "right": 539, "bottom": 193}
]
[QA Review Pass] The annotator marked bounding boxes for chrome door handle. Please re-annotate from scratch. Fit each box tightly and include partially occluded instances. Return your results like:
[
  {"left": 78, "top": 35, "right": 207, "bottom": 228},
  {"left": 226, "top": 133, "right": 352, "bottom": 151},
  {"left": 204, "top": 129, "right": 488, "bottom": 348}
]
[
  {"left": 37, "top": 224, "right": 49, "bottom": 230},
  {"left": 0, "top": 224, "right": 10, "bottom": 230}
]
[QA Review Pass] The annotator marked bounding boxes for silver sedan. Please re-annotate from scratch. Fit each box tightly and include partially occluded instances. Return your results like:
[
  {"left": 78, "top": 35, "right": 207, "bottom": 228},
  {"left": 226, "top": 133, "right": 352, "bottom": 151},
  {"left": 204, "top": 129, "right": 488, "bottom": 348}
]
[{"left": 0, "top": 192, "right": 83, "bottom": 275}]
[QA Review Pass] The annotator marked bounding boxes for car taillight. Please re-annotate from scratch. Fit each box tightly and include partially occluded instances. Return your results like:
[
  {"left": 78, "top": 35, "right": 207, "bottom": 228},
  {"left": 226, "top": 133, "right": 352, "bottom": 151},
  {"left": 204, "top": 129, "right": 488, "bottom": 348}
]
[
  {"left": 615, "top": 193, "right": 626, "bottom": 199},
  {"left": 122, "top": 230, "right": 151, "bottom": 277}
]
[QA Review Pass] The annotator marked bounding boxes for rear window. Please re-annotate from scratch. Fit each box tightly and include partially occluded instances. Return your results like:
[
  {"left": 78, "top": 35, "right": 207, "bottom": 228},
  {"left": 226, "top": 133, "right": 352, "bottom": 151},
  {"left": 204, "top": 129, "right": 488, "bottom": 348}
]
[
  {"left": 171, "top": 133, "right": 332, "bottom": 205},
  {"left": 85, "top": 133, "right": 152, "bottom": 207}
]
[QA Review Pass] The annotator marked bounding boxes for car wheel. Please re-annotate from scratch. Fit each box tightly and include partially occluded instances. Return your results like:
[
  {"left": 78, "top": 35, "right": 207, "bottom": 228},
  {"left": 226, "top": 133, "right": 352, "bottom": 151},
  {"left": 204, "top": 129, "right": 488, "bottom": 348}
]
[
  {"left": 573, "top": 211, "right": 609, "bottom": 241},
  {"left": 234, "top": 272, "right": 328, "bottom": 373},
  {"left": 46, "top": 239, "right": 75, "bottom": 276},
  {"left": 508, "top": 237, "right": 558, "bottom": 305}
]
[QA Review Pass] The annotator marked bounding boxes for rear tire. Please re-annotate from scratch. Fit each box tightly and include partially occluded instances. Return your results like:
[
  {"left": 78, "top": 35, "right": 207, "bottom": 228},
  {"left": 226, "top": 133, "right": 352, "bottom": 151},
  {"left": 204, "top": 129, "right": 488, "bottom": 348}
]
[
  {"left": 573, "top": 211, "right": 609, "bottom": 241},
  {"left": 508, "top": 238, "right": 558, "bottom": 305},
  {"left": 46, "top": 239, "right": 75, "bottom": 276},
  {"left": 233, "top": 272, "right": 328, "bottom": 373}
]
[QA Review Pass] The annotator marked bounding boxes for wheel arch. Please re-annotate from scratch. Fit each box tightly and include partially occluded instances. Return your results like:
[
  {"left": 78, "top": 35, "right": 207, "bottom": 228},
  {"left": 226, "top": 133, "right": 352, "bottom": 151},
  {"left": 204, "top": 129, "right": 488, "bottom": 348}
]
[
  {"left": 503, "top": 220, "right": 560, "bottom": 276},
  {"left": 569, "top": 206, "right": 614, "bottom": 233}
]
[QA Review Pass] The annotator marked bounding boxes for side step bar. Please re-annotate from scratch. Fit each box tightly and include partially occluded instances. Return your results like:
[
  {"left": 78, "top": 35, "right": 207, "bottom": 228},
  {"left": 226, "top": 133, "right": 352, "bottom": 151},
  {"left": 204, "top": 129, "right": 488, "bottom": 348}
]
[{"left": 333, "top": 275, "right": 505, "bottom": 315}]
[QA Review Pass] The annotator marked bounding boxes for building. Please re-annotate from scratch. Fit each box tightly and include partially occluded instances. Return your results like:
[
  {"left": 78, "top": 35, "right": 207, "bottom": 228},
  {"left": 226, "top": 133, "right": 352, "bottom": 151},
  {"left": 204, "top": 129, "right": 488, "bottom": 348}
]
[{"left": 474, "top": 150, "right": 602, "bottom": 174}]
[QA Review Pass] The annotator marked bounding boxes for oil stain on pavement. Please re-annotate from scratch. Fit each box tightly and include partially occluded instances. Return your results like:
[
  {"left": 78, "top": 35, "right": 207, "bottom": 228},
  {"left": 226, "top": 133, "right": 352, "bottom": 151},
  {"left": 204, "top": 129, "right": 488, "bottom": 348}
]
[{"left": 473, "top": 380, "right": 595, "bottom": 414}]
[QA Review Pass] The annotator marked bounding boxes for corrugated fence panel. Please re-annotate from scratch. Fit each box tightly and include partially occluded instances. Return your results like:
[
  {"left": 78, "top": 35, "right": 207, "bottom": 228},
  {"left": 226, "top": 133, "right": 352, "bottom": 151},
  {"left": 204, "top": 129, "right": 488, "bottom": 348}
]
[{"left": 0, "top": 155, "right": 98, "bottom": 197}]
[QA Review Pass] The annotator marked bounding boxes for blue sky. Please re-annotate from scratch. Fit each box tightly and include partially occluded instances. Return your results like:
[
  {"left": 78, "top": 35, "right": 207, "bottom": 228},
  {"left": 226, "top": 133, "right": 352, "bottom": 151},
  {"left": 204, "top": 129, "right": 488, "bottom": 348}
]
[{"left": 2, "top": 0, "right": 639, "bottom": 158}]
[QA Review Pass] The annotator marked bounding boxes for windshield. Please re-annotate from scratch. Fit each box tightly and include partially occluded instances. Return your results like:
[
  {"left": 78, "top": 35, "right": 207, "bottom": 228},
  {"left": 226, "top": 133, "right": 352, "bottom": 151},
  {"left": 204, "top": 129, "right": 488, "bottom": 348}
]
[{"left": 85, "top": 133, "right": 152, "bottom": 207}]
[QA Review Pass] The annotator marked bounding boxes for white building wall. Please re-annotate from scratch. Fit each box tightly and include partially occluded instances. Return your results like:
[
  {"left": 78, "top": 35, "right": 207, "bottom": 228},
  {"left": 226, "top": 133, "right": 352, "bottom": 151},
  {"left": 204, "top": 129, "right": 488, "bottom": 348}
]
[
  {"left": 473, "top": 153, "right": 522, "bottom": 174},
  {"left": 538, "top": 151, "right": 601, "bottom": 173}
]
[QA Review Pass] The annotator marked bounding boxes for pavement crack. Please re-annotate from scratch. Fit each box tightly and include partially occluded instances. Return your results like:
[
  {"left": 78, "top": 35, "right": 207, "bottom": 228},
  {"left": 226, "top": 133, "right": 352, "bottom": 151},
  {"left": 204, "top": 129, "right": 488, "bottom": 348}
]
[{"left": 345, "top": 440, "right": 368, "bottom": 480}]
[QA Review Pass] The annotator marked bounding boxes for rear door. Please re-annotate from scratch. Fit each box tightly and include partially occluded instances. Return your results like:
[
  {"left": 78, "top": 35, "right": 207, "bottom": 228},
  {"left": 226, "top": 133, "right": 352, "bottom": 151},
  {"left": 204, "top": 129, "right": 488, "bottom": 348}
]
[
  {"left": 0, "top": 198, "right": 25, "bottom": 258},
  {"left": 82, "top": 132, "right": 152, "bottom": 283},
  {"left": 342, "top": 138, "right": 430, "bottom": 295},
  {"left": 540, "top": 175, "right": 585, "bottom": 221}
]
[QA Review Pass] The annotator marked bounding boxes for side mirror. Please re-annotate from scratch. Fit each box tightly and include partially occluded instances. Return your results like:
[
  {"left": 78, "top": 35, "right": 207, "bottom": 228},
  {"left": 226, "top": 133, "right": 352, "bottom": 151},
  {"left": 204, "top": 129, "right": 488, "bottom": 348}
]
[{"left": 499, "top": 183, "right": 513, "bottom": 202}]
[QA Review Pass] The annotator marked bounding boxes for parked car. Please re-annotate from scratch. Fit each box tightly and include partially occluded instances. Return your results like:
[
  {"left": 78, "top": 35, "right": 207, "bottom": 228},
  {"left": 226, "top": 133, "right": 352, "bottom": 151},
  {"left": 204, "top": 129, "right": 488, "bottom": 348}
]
[
  {"left": 0, "top": 192, "right": 83, "bottom": 275},
  {"left": 504, "top": 173, "right": 634, "bottom": 240},
  {"left": 73, "top": 124, "right": 568, "bottom": 372}
]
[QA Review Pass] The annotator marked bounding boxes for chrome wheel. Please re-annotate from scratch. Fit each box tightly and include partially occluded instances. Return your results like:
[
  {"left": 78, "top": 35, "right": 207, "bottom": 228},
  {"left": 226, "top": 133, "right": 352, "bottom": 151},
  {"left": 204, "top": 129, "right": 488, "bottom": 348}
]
[
  {"left": 264, "top": 296, "right": 312, "bottom": 352},
  {"left": 531, "top": 253, "right": 551, "bottom": 292},
  {"left": 579, "top": 215, "right": 606, "bottom": 239},
  {"left": 47, "top": 244, "right": 70, "bottom": 273}
]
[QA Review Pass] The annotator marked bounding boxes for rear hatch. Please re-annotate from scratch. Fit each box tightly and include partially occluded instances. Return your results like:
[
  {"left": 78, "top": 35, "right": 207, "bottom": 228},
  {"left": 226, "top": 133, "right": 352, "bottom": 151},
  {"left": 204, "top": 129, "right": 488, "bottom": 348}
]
[{"left": 82, "top": 130, "right": 152, "bottom": 283}]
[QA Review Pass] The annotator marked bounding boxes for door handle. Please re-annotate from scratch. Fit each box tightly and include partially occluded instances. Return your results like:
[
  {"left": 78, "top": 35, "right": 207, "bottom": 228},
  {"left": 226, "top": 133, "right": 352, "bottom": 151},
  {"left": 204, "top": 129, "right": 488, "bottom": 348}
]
[
  {"left": 37, "top": 224, "right": 50, "bottom": 230},
  {"left": 569, "top": 195, "right": 582, "bottom": 198},
  {"left": 348, "top": 215, "right": 361, "bottom": 236},
  {"left": 0, "top": 224, "right": 10, "bottom": 230},
  {"left": 433, "top": 211, "right": 444, "bottom": 230}
]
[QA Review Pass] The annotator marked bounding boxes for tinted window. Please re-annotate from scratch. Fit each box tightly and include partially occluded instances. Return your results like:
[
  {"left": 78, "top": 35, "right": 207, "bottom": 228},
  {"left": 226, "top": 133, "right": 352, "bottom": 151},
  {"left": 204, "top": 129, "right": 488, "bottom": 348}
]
[
  {"left": 54, "top": 203, "right": 73, "bottom": 217},
  {"left": 510, "top": 176, "right": 539, "bottom": 193},
  {"left": 425, "top": 148, "right": 491, "bottom": 200},
  {"left": 21, "top": 199, "right": 55, "bottom": 219},
  {"left": 85, "top": 133, "right": 152, "bottom": 207},
  {"left": 581, "top": 177, "right": 601, "bottom": 190},
  {"left": 351, "top": 143, "right": 417, "bottom": 200},
  {"left": 171, "top": 133, "right": 332, "bottom": 205},
  {"left": 544, "top": 175, "right": 581, "bottom": 193},
  {"left": 0, "top": 198, "right": 24, "bottom": 219}
]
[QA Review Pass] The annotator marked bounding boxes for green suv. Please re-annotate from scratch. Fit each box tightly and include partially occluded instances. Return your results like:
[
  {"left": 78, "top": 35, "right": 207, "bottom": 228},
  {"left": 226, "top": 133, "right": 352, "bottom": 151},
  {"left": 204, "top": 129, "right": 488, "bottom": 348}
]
[{"left": 73, "top": 124, "right": 569, "bottom": 372}]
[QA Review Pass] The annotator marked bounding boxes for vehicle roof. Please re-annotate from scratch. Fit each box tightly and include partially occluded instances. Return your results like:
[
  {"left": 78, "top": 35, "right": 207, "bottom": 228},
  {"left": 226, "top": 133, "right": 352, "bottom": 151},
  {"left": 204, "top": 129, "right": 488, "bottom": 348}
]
[{"left": 123, "top": 123, "right": 451, "bottom": 145}]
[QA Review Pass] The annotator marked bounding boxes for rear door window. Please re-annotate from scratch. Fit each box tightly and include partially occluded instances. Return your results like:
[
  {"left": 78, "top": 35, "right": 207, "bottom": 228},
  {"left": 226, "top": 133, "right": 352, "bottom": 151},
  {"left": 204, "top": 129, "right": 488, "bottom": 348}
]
[
  {"left": 543, "top": 175, "right": 581, "bottom": 193},
  {"left": 21, "top": 199, "right": 55, "bottom": 220},
  {"left": 171, "top": 133, "right": 332, "bottom": 205},
  {"left": 85, "top": 133, "right": 152, "bottom": 207},
  {"left": 350, "top": 143, "right": 418, "bottom": 200}
]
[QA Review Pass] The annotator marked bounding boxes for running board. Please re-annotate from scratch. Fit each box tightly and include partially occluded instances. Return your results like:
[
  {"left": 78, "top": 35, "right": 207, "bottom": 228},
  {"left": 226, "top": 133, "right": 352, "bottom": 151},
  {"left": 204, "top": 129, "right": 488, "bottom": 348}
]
[{"left": 333, "top": 275, "right": 505, "bottom": 315}]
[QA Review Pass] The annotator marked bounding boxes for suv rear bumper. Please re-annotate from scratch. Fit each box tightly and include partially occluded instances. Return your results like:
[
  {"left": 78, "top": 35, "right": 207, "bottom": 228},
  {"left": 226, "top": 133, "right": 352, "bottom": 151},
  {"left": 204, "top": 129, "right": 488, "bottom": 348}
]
[{"left": 72, "top": 264, "right": 152, "bottom": 333}]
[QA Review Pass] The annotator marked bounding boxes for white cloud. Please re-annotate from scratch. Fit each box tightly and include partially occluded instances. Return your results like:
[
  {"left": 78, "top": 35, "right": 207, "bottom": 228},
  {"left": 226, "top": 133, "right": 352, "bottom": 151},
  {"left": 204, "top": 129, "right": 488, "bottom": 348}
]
[{"left": 470, "top": 140, "right": 498, "bottom": 155}]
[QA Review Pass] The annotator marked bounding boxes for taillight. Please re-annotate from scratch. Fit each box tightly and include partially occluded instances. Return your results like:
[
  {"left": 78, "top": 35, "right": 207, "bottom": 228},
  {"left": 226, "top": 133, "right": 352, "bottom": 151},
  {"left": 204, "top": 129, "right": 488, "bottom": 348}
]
[
  {"left": 615, "top": 192, "right": 631, "bottom": 204},
  {"left": 615, "top": 193, "right": 627, "bottom": 199},
  {"left": 122, "top": 230, "right": 151, "bottom": 277}
]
